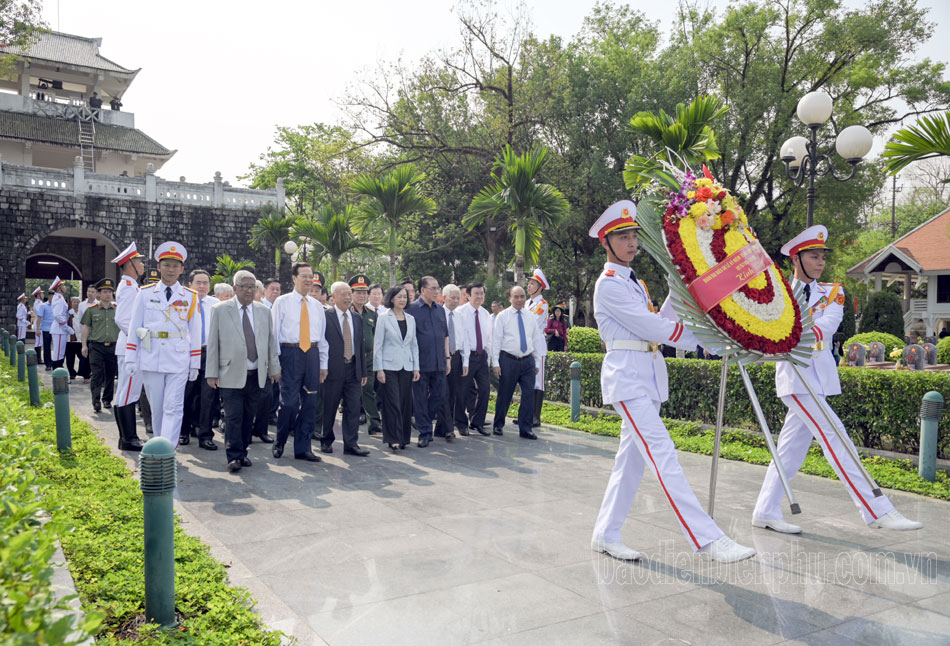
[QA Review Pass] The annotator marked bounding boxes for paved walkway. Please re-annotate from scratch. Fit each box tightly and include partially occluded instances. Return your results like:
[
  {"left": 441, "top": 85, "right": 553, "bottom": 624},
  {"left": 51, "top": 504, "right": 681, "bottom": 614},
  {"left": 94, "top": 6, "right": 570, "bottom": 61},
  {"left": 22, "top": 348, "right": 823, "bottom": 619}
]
[{"left": 48, "top": 367, "right": 950, "bottom": 646}]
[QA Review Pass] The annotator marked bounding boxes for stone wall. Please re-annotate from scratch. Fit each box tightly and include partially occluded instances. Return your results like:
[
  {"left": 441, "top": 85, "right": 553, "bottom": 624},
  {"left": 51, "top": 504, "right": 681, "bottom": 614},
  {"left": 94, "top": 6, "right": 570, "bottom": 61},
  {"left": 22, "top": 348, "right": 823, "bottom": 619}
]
[{"left": 0, "top": 188, "right": 279, "bottom": 330}]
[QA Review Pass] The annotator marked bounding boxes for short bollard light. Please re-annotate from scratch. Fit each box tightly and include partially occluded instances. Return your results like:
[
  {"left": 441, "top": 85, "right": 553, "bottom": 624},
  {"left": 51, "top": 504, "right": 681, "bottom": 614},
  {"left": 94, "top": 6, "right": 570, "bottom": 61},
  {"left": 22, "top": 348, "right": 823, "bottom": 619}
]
[
  {"left": 52, "top": 368, "right": 71, "bottom": 451},
  {"left": 140, "top": 437, "right": 178, "bottom": 628},
  {"left": 570, "top": 361, "right": 582, "bottom": 422},
  {"left": 16, "top": 341, "right": 25, "bottom": 382},
  {"left": 919, "top": 391, "right": 945, "bottom": 483},
  {"left": 9, "top": 336, "right": 17, "bottom": 366},
  {"left": 25, "top": 349, "right": 40, "bottom": 406},
  {"left": 2, "top": 329, "right": 8, "bottom": 356}
]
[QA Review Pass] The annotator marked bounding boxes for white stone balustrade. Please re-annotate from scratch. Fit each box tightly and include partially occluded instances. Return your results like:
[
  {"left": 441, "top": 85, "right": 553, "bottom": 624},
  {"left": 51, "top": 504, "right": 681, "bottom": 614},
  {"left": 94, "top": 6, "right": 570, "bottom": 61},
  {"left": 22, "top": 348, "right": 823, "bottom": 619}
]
[{"left": 0, "top": 156, "right": 285, "bottom": 210}]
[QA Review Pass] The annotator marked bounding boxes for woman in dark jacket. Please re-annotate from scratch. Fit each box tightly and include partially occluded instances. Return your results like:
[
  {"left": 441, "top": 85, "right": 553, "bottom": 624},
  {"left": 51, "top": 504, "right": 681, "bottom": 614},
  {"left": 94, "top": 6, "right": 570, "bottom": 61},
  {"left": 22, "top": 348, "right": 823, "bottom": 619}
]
[{"left": 545, "top": 305, "right": 569, "bottom": 352}]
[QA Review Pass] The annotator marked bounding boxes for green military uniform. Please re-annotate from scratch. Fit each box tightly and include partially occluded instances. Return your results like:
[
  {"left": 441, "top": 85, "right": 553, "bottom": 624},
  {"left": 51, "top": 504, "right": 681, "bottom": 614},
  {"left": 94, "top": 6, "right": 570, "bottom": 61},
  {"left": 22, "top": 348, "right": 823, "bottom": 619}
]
[
  {"left": 349, "top": 274, "right": 381, "bottom": 434},
  {"left": 82, "top": 278, "right": 120, "bottom": 412}
]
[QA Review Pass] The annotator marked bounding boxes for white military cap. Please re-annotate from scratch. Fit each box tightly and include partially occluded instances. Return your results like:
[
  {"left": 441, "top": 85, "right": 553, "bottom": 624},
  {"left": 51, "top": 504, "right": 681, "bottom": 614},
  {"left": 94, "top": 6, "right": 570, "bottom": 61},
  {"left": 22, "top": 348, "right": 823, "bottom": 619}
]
[
  {"left": 528, "top": 268, "right": 549, "bottom": 290},
  {"left": 588, "top": 200, "right": 640, "bottom": 240},
  {"left": 780, "top": 225, "right": 831, "bottom": 257},
  {"left": 155, "top": 241, "right": 187, "bottom": 263},
  {"left": 17, "top": 293, "right": 26, "bottom": 300},
  {"left": 111, "top": 242, "right": 143, "bottom": 266},
  {"left": 49, "top": 276, "right": 63, "bottom": 291}
]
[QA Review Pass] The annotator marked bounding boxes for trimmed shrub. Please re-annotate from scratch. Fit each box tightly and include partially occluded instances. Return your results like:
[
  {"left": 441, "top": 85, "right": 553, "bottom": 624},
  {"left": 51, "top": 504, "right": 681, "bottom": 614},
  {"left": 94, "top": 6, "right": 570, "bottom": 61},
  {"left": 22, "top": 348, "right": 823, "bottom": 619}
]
[
  {"left": 567, "top": 326, "right": 603, "bottom": 353},
  {"left": 544, "top": 352, "right": 950, "bottom": 458},
  {"left": 938, "top": 337, "right": 950, "bottom": 364},
  {"left": 858, "top": 290, "right": 904, "bottom": 337},
  {"left": 844, "top": 332, "right": 905, "bottom": 355}
]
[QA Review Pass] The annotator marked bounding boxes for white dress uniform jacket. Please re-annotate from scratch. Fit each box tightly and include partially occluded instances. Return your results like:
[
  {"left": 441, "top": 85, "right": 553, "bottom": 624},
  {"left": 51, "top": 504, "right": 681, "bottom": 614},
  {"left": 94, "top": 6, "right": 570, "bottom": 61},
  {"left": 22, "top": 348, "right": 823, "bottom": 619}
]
[
  {"left": 125, "top": 282, "right": 202, "bottom": 373},
  {"left": 114, "top": 276, "right": 139, "bottom": 358},
  {"left": 775, "top": 279, "right": 843, "bottom": 397},
  {"left": 49, "top": 293, "right": 70, "bottom": 360},
  {"left": 16, "top": 302, "right": 28, "bottom": 339},
  {"left": 593, "top": 262, "right": 699, "bottom": 404}
]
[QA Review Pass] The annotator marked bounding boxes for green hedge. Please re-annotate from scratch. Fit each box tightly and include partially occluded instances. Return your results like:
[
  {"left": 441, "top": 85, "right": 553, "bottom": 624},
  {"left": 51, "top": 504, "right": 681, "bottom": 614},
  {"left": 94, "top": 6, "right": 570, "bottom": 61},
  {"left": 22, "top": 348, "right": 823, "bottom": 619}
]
[
  {"left": 0, "top": 364, "right": 284, "bottom": 644},
  {"left": 844, "top": 332, "right": 905, "bottom": 355},
  {"left": 567, "top": 326, "right": 603, "bottom": 353},
  {"left": 545, "top": 353, "right": 950, "bottom": 459},
  {"left": 938, "top": 337, "right": 950, "bottom": 364}
]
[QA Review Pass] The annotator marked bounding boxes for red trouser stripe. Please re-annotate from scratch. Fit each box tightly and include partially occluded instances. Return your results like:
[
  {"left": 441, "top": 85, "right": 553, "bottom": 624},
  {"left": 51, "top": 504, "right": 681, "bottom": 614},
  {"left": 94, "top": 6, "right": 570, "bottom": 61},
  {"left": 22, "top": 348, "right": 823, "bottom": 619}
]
[
  {"left": 122, "top": 375, "right": 133, "bottom": 406},
  {"left": 620, "top": 401, "right": 701, "bottom": 549},
  {"left": 791, "top": 395, "right": 876, "bottom": 520}
]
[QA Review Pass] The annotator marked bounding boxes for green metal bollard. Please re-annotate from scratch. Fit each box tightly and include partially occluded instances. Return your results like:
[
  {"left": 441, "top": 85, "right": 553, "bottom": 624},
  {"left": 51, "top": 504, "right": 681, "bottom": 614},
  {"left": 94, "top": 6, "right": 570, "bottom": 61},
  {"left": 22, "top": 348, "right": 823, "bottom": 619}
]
[
  {"left": 918, "top": 391, "right": 945, "bottom": 482},
  {"left": 2, "top": 329, "right": 8, "bottom": 356},
  {"left": 9, "top": 336, "right": 16, "bottom": 366},
  {"left": 52, "top": 368, "right": 72, "bottom": 451},
  {"left": 16, "top": 342, "right": 25, "bottom": 382},
  {"left": 570, "top": 361, "right": 581, "bottom": 422},
  {"left": 25, "top": 349, "right": 40, "bottom": 406},
  {"left": 140, "top": 437, "right": 178, "bottom": 628}
]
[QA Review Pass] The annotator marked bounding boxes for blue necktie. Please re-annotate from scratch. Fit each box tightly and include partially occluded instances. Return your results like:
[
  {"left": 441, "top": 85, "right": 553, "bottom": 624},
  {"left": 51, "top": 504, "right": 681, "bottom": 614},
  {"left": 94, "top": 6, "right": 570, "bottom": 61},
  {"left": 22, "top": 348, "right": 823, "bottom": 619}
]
[
  {"left": 517, "top": 309, "right": 527, "bottom": 354},
  {"left": 199, "top": 300, "right": 206, "bottom": 345}
]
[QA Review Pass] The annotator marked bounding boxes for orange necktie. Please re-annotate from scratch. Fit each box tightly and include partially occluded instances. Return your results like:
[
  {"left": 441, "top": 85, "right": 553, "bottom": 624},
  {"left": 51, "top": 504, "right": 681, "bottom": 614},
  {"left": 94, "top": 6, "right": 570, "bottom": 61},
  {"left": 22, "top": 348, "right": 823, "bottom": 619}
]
[{"left": 300, "top": 297, "right": 311, "bottom": 352}]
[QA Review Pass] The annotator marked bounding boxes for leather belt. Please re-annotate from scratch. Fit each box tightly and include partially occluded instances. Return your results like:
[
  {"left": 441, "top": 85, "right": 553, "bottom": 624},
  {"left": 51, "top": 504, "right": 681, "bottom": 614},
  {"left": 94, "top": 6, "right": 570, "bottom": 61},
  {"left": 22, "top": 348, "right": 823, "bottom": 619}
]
[
  {"left": 500, "top": 350, "right": 531, "bottom": 361},
  {"left": 606, "top": 339, "right": 659, "bottom": 352},
  {"left": 90, "top": 340, "right": 114, "bottom": 347},
  {"left": 280, "top": 342, "right": 301, "bottom": 348}
]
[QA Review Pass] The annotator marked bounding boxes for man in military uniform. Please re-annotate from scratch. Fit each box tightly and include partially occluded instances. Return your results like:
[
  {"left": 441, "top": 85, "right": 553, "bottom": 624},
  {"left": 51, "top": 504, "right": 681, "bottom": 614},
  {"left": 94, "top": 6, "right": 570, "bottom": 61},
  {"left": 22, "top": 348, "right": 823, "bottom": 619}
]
[
  {"left": 524, "top": 268, "right": 549, "bottom": 427},
  {"left": 349, "top": 274, "right": 382, "bottom": 436},
  {"left": 588, "top": 200, "right": 755, "bottom": 563},
  {"left": 81, "top": 278, "right": 120, "bottom": 414},
  {"left": 48, "top": 277, "right": 71, "bottom": 369},
  {"left": 752, "top": 225, "right": 922, "bottom": 533},
  {"left": 125, "top": 241, "right": 201, "bottom": 448},
  {"left": 112, "top": 243, "right": 147, "bottom": 450},
  {"left": 138, "top": 268, "right": 160, "bottom": 434},
  {"left": 16, "top": 293, "right": 28, "bottom": 340}
]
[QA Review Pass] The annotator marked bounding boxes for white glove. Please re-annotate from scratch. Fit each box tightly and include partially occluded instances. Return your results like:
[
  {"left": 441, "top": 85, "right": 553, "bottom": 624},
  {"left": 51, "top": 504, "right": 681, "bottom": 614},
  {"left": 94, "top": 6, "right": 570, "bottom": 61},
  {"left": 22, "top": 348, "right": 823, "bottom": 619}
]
[
  {"left": 126, "top": 362, "right": 137, "bottom": 375},
  {"left": 188, "top": 368, "right": 198, "bottom": 382}
]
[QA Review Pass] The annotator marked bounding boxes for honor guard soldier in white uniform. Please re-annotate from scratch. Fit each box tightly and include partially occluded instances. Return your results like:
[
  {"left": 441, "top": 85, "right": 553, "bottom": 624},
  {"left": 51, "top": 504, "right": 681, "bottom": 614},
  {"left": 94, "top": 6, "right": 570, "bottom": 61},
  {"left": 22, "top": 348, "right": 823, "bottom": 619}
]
[
  {"left": 48, "top": 277, "right": 70, "bottom": 368},
  {"left": 589, "top": 200, "right": 755, "bottom": 563},
  {"left": 753, "top": 225, "right": 922, "bottom": 532},
  {"left": 31, "top": 287, "right": 44, "bottom": 351},
  {"left": 125, "top": 242, "right": 202, "bottom": 448},
  {"left": 16, "top": 293, "right": 28, "bottom": 340},
  {"left": 525, "top": 268, "right": 549, "bottom": 427},
  {"left": 112, "top": 243, "right": 147, "bottom": 451}
]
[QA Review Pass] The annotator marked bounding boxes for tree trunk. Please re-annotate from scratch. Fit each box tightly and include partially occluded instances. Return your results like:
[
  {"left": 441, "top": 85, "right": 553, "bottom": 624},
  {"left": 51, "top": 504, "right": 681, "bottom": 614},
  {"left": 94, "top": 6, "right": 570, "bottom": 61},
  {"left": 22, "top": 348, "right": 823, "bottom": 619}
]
[
  {"left": 514, "top": 254, "right": 525, "bottom": 286},
  {"left": 389, "top": 256, "right": 396, "bottom": 288}
]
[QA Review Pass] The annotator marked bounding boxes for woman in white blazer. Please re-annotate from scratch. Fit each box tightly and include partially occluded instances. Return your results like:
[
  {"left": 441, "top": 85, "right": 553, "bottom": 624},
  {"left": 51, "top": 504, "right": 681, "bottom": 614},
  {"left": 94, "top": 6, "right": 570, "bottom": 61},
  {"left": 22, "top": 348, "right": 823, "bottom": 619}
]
[{"left": 374, "top": 286, "right": 420, "bottom": 451}]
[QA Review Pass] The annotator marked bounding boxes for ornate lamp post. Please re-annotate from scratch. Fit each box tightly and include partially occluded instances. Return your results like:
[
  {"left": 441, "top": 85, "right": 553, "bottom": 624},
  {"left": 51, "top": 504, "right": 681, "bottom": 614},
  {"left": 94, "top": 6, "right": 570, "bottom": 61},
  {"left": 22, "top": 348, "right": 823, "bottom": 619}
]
[
  {"left": 781, "top": 91, "right": 874, "bottom": 227},
  {"left": 284, "top": 239, "right": 311, "bottom": 264}
]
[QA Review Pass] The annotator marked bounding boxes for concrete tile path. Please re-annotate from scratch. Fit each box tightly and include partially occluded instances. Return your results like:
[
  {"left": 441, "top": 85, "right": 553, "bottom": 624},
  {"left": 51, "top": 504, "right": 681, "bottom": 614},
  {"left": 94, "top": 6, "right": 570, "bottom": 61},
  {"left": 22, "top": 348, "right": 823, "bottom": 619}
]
[{"left": 47, "top": 368, "right": 950, "bottom": 646}]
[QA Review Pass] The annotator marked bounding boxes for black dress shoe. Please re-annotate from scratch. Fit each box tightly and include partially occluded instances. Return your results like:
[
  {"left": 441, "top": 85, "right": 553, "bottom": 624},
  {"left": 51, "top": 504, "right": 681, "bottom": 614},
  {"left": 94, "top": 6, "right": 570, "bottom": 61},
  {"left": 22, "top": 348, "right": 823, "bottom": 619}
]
[
  {"left": 320, "top": 442, "right": 333, "bottom": 454},
  {"left": 199, "top": 439, "right": 218, "bottom": 451},
  {"left": 344, "top": 445, "right": 370, "bottom": 456},
  {"left": 476, "top": 425, "right": 491, "bottom": 436},
  {"left": 418, "top": 437, "right": 430, "bottom": 448},
  {"left": 145, "top": 425, "right": 153, "bottom": 434},
  {"left": 458, "top": 427, "right": 469, "bottom": 437},
  {"left": 399, "top": 443, "right": 407, "bottom": 449},
  {"left": 492, "top": 427, "right": 503, "bottom": 436},
  {"left": 359, "top": 413, "right": 367, "bottom": 425},
  {"left": 227, "top": 459, "right": 242, "bottom": 472},
  {"left": 268, "top": 417, "right": 278, "bottom": 426},
  {"left": 254, "top": 432, "right": 274, "bottom": 444},
  {"left": 445, "top": 432, "right": 455, "bottom": 443},
  {"left": 103, "top": 401, "right": 112, "bottom": 409},
  {"left": 240, "top": 457, "right": 252, "bottom": 467},
  {"left": 295, "top": 452, "right": 322, "bottom": 462},
  {"left": 311, "top": 430, "right": 322, "bottom": 440},
  {"left": 368, "top": 427, "right": 381, "bottom": 436},
  {"left": 520, "top": 431, "right": 538, "bottom": 440},
  {"left": 93, "top": 405, "right": 101, "bottom": 413},
  {"left": 179, "top": 434, "right": 190, "bottom": 446},
  {"left": 272, "top": 443, "right": 284, "bottom": 458}
]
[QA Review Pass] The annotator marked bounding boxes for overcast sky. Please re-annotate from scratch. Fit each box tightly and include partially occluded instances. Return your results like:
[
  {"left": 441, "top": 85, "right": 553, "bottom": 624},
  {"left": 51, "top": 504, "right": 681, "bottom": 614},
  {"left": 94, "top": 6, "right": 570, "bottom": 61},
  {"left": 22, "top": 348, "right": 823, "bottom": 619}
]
[{"left": 41, "top": 0, "right": 950, "bottom": 187}]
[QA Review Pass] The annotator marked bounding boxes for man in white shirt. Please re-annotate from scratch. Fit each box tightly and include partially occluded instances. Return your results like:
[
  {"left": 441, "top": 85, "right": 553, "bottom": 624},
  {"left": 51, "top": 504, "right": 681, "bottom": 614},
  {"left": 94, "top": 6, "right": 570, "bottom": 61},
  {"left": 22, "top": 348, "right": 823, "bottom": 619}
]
[
  {"left": 179, "top": 269, "right": 220, "bottom": 450},
  {"left": 76, "top": 284, "right": 98, "bottom": 382},
  {"left": 262, "top": 278, "right": 280, "bottom": 310},
  {"left": 435, "top": 284, "right": 469, "bottom": 439},
  {"left": 490, "top": 285, "right": 546, "bottom": 439},
  {"left": 270, "top": 262, "right": 329, "bottom": 461},
  {"left": 456, "top": 282, "right": 492, "bottom": 435}
]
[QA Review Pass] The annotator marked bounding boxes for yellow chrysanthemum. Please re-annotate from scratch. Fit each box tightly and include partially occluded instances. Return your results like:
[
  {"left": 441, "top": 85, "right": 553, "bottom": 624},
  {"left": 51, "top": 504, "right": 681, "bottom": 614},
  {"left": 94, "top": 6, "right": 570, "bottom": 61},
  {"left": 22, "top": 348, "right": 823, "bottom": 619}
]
[
  {"left": 695, "top": 178, "right": 713, "bottom": 187},
  {"left": 689, "top": 202, "right": 707, "bottom": 218},
  {"left": 687, "top": 191, "right": 696, "bottom": 199}
]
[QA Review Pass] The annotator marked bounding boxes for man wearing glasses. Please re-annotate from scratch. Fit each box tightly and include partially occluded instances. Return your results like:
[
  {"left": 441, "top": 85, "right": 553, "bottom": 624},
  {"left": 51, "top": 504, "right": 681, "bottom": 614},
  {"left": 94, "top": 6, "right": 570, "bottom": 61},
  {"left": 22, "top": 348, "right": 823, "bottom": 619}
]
[{"left": 406, "top": 276, "right": 451, "bottom": 447}]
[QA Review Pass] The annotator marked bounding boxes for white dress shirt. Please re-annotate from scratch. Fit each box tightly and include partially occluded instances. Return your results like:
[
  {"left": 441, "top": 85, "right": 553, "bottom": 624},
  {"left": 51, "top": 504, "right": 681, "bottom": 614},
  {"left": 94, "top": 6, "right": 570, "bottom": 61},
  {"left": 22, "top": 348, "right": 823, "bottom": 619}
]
[
  {"left": 491, "top": 305, "right": 546, "bottom": 366},
  {"left": 197, "top": 295, "right": 220, "bottom": 347},
  {"left": 456, "top": 302, "right": 491, "bottom": 362},
  {"left": 332, "top": 305, "right": 354, "bottom": 357},
  {"left": 270, "top": 290, "right": 330, "bottom": 369},
  {"left": 239, "top": 303, "right": 258, "bottom": 370},
  {"left": 444, "top": 305, "right": 471, "bottom": 367}
]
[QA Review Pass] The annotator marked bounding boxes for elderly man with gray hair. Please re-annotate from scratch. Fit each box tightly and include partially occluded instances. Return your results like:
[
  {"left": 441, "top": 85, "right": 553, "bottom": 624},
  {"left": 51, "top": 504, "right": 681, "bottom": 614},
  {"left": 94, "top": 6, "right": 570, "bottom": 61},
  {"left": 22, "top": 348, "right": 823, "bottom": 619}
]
[
  {"left": 214, "top": 282, "right": 234, "bottom": 301},
  {"left": 206, "top": 269, "right": 281, "bottom": 472}
]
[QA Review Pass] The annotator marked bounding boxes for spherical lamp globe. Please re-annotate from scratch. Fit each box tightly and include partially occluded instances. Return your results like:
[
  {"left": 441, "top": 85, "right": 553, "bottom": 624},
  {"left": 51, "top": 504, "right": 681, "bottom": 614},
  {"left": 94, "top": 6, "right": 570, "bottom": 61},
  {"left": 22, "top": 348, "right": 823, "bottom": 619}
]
[
  {"left": 835, "top": 125, "right": 873, "bottom": 161},
  {"left": 797, "top": 91, "right": 833, "bottom": 126}
]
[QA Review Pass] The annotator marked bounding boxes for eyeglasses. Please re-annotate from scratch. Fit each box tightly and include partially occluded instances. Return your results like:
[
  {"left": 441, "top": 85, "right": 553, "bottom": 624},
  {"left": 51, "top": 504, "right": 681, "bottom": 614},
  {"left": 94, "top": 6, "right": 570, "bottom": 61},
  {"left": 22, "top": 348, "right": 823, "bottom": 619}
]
[{"left": 236, "top": 283, "right": 257, "bottom": 290}]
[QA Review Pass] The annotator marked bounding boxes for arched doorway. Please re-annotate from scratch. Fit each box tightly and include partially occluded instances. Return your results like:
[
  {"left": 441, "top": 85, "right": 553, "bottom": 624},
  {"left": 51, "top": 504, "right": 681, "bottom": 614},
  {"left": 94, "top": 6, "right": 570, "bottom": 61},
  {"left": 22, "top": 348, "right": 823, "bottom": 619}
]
[{"left": 25, "top": 227, "right": 120, "bottom": 299}]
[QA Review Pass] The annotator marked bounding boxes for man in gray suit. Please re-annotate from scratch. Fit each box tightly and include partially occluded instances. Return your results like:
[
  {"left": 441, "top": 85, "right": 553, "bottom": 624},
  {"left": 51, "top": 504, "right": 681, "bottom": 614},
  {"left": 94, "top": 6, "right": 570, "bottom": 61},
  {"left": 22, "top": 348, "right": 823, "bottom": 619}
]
[{"left": 206, "top": 270, "right": 281, "bottom": 472}]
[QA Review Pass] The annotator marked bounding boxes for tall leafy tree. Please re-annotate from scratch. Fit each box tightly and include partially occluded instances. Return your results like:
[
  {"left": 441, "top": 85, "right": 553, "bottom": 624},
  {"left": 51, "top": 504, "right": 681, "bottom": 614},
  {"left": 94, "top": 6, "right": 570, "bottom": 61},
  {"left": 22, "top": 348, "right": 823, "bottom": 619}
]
[
  {"left": 0, "top": 1, "right": 46, "bottom": 78},
  {"left": 350, "top": 164, "right": 437, "bottom": 287},
  {"left": 212, "top": 254, "right": 255, "bottom": 285},
  {"left": 292, "top": 205, "right": 380, "bottom": 282},
  {"left": 247, "top": 204, "right": 297, "bottom": 277},
  {"left": 464, "top": 145, "right": 570, "bottom": 284}
]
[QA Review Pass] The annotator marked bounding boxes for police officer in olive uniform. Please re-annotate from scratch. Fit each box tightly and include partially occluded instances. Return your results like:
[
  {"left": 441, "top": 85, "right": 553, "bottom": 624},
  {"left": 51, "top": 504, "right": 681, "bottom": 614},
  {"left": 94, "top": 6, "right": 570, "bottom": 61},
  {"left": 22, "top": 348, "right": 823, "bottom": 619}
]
[
  {"left": 349, "top": 274, "right": 382, "bottom": 435},
  {"left": 81, "top": 278, "right": 120, "bottom": 414}
]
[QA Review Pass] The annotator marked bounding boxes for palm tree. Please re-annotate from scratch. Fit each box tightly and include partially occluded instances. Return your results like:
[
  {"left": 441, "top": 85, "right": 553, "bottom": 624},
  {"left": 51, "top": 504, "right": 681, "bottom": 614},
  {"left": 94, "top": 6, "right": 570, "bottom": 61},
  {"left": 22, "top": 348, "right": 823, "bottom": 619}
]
[
  {"left": 463, "top": 145, "right": 570, "bottom": 284},
  {"left": 292, "top": 204, "right": 379, "bottom": 282},
  {"left": 212, "top": 254, "right": 256, "bottom": 285},
  {"left": 883, "top": 111, "right": 950, "bottom": 174},
  {"left": 350, "top": 164, "right": 436, "bottom": 287},
  {"left": 248, "top": 204, "right": 298, "bottom": 277}
]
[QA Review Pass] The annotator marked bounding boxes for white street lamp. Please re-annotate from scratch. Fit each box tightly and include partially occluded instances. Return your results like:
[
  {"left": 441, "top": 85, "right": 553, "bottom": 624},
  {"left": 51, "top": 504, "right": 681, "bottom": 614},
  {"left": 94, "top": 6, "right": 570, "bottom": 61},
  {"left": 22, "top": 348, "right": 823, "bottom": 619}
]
[
  {"left": 283, "top": 240, "right": 298, "bottom": 254},
  {"left": 781, "top": 92, "right": 873, "bottom": 226}
]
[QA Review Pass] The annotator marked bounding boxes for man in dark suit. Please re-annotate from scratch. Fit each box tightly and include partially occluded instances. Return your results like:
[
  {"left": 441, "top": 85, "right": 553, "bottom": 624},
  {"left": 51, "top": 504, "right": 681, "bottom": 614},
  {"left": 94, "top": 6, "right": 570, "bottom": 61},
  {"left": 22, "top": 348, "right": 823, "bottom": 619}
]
[{"left": 320, "top": 281, "right": 370, "bottom": 456}]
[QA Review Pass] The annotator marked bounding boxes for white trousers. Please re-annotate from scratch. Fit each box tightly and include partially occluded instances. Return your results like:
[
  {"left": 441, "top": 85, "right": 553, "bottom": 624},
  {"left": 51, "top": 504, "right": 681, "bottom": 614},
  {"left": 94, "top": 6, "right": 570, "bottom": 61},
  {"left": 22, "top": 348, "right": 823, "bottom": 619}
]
[
  {"left": 534, "top": 355, "right": 545, "bottom": 391},
  {"left": 753, "top": 394, "right": 893, "bottom": 524},
  {"left": 142, "top": 370, "right": 188, "bottom": 447},
  {"left": 115, "top": 353, "right": 142, "bottom": 407},
  {"left": 592, "top": 397, "right": 724, "bottom": 551},
  {"left": 17, "top": 322, "right": 27, "bottom": 340},
  {"left": 51, "top": 333, "right": 68, "bottom": 361},
  {"left": 34, "top": 329, "right": 43, "bottom": 348}
]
